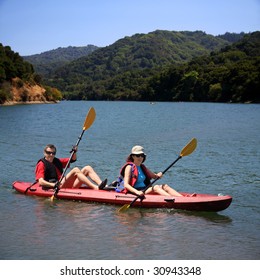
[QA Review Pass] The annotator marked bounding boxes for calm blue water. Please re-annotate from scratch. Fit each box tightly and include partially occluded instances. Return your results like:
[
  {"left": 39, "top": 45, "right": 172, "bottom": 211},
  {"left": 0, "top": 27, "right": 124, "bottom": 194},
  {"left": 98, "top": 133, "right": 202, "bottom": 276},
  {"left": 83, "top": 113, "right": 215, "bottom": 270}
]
[{"left": 0, "top": 101, "right": 259, "bottom": 260}]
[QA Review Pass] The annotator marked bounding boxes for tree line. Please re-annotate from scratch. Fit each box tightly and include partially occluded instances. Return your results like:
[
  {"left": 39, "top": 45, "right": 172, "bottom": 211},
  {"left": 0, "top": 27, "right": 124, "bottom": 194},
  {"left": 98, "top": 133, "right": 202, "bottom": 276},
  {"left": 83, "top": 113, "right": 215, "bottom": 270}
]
[
  {"left": 144, "top": 32, "right": 260, "bottom": 103},
  {"left": 2, "top": 30, "right": 259, "bottom": 104},
  {"left": 42, "top": 30, "right": 258, "bottom": 103}
]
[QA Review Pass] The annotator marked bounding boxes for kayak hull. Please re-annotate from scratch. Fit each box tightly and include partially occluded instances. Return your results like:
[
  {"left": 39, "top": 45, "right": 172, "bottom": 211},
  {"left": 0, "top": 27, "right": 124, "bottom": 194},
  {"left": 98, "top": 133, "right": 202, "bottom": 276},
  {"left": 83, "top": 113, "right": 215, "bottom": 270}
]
[{"left": 12, "top": 181, "right": 232, "bottom": 212}]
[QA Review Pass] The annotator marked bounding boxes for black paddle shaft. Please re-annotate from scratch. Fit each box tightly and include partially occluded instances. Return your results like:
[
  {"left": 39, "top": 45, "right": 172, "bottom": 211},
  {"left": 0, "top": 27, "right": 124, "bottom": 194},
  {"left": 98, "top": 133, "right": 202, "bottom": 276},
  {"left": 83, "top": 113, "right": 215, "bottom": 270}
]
[{"left": 53, "top": 129, "right": 85, "bottom": 197}]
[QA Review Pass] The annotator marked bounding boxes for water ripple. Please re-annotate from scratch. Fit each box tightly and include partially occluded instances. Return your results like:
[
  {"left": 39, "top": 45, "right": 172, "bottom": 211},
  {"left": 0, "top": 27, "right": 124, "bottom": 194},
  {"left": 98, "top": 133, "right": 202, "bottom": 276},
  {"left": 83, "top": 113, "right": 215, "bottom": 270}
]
[{"left": 1, "top": 101, "right": 260, "bottom": 260}]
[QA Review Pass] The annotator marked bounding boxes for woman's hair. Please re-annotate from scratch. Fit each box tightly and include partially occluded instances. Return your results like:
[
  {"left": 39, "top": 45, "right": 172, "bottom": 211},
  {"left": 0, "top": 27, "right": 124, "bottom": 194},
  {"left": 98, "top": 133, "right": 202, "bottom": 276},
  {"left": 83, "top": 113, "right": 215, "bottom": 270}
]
[{"left": 126, "top": 154, "right": 134, "bottom": 162}]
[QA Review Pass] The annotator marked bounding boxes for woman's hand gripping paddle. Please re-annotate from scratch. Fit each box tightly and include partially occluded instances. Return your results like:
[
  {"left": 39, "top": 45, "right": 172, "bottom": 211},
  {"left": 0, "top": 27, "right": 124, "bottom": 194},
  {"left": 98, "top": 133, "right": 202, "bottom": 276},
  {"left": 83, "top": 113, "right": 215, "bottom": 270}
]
[
  {"left": 50, "top": 107, "right": 96, "bottom": 201},
  {"left": 118, "top": 138, "right": 197, "bottom": 212}
]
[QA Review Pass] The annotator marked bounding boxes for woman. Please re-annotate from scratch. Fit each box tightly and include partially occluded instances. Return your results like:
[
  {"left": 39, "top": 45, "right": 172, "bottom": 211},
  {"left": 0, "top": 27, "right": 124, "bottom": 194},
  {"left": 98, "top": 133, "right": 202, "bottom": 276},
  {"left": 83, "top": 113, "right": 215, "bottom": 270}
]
[{"left": 118, "top": 145, "right": 183, "bottom": 197}]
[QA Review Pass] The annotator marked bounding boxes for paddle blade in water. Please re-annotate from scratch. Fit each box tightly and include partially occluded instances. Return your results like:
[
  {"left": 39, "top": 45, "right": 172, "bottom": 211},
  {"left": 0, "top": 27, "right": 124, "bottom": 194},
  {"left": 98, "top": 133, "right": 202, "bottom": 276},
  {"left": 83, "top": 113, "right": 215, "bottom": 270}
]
[
  {"left": 180, "top": 138, "right": 197, "bottom": 157},
  {"left": 118, "top": 204, "right": 130, "bottom": 213},
  {"left": 83, "top": 107, "right": 96, "bottom": 131}
]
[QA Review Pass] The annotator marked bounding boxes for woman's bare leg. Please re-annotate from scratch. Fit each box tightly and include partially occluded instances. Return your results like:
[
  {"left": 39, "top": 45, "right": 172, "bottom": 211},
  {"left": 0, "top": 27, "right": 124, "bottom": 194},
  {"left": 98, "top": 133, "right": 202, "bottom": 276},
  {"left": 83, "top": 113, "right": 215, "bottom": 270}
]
[
  {"left": 161, "top": 184, "right": 183, "bottom": 196},
  {"left": 145, "top": 184, "right": 183, "bottom": 196}
]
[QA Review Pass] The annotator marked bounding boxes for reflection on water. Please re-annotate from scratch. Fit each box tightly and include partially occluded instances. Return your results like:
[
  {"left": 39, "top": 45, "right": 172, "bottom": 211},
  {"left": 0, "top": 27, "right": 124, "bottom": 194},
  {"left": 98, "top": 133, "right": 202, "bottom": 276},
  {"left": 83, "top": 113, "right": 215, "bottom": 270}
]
[
  {"left": 166, "top": 209, "right": 233, "bottom": 223},
  {"left": 0, "top": 101, "right": 259, "bottom": 260}
]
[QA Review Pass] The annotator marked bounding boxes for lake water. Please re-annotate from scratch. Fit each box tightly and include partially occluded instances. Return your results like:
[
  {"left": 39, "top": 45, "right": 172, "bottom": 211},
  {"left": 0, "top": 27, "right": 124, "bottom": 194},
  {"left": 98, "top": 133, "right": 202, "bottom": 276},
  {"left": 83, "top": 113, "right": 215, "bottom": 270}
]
[{"left": 0, "top": 101, "right": 259, "bottom": 260}]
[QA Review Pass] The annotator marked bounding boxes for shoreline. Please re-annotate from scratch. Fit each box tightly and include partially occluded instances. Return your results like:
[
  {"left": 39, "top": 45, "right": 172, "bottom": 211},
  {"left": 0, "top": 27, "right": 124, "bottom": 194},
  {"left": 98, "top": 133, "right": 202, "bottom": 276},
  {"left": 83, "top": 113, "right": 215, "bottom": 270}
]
[{"left": 1, "top": 100, "right": 59, "bottom": 106}]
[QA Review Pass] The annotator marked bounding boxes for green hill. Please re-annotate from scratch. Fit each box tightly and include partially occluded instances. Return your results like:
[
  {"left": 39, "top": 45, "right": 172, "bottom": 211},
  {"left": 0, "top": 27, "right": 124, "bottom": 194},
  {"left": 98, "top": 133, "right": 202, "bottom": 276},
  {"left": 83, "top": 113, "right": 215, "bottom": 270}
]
[
  {"left": 216, "top": 32, "right": 245, "bottom": 43},
  {"left": 145, "top": 32, "right": 260, "bottom": 103},
  {"left": 0, "top": 43, "right": 62, "bottom": 104},
  {"left": 0, "top": 44, "right": 34, "bottom": 82},
  {"left": 21, "top": 30, "right": 255, "bottom": 103},
  {"left": 23, "top": 45, "right": 99, "bottom": 77},
  {"left": 45, "top": 30, "right": 236, "bottom": 100}
]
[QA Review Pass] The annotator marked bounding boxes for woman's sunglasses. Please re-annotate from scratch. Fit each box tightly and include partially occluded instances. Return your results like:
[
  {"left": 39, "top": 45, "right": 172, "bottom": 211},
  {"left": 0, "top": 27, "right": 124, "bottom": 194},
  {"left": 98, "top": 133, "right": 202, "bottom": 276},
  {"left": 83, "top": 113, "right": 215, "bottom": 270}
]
[{"left": 134, "top": 154, "right": 145, "bottom": 158}]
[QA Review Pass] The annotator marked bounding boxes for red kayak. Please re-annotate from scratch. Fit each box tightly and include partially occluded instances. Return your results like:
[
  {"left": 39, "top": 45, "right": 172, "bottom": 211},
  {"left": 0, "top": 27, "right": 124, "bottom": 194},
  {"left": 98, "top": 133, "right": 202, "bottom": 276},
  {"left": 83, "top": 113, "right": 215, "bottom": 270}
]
[{"left": 12, "top": 181, "right": 232, "bottom": 212}]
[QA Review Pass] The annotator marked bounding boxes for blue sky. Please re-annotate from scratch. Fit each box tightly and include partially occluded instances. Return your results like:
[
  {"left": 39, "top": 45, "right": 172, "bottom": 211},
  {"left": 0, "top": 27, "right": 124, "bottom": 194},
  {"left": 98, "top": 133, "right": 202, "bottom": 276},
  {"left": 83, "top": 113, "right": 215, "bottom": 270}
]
[{"left": 0, "top": 0, "right": 259, "bottom": 55}]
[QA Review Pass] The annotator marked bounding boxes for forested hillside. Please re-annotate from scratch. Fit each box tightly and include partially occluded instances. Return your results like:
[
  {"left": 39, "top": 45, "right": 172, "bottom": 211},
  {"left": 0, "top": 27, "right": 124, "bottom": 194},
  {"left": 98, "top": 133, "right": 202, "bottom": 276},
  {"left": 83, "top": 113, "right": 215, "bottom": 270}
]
[
  {"left": 0, "top": 44, "right": 34, "bottom": 82},
  {"left": 11, "top": 30, "right": 258, "bottom": 103},
  {"left": 145, "top": 32, "right": 260, "bottom": 103},
  {"left": 0, "top": 44, "right": 61, "bottom": 104},
  {"left": 23, "top": 45, "right": 98, "bottom": 77},
  {"left": 46, "top": 30, "right": 235, "bottom": 100}
]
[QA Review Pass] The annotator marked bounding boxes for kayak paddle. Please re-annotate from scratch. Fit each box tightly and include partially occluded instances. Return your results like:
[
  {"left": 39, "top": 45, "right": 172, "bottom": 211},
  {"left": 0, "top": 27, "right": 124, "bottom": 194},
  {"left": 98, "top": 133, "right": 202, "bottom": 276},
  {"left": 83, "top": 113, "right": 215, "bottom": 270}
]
[
  {"left": 50, "top": 107, "right": 96, "bottom": 201},
  {"left": 118, "top": 138, "right": 197, "bottom": 212}
]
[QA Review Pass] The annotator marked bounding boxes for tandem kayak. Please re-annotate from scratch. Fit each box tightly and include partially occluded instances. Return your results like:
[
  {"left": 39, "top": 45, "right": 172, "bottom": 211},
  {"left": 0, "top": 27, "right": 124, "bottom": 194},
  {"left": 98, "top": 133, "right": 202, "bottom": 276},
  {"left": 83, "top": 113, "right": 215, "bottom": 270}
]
[{"left": 12, "top": 181, "right": 232, "bottom": 212}]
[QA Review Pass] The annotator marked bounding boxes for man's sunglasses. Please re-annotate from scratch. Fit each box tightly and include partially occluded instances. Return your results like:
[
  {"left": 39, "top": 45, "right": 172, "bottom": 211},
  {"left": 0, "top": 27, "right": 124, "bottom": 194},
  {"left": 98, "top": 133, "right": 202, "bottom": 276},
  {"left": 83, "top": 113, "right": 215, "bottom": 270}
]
[{"left": 45, "top": 151, "right": 56, "bottom": 155}]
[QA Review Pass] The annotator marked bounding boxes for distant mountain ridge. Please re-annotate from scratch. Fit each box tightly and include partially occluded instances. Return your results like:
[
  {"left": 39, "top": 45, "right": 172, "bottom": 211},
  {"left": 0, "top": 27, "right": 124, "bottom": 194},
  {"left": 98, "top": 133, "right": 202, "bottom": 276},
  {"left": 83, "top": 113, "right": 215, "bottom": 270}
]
[
  {"left": 22, "top": 30, "right": 256, "bottom": 103},
  {"left": 23, "top": 45, "right": 99, "bottom": 76},
  {"left": 216, "top": 32, "right": 246, "bottom": 43},
  {"left": 43, "top": 30, "right": 244, "bottom": 99},
  {"left": 23, "top": 31, "right": 245, "bottom": 79},
  {"left": 145, "top": 31, "right": 260, "bottom": 103}
]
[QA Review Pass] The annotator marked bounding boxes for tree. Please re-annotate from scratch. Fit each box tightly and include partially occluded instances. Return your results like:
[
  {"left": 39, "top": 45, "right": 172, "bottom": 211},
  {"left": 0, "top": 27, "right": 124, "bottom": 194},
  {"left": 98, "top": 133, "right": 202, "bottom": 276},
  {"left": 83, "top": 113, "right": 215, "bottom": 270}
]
[{"left": 209, "top": 83, "right": 222, "bottom": 101}]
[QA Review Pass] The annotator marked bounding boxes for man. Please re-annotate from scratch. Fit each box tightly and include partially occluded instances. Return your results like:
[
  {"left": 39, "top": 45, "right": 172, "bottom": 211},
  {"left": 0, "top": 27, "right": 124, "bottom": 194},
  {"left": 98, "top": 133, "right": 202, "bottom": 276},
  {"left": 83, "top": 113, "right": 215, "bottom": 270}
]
[{"left": 35, "top": 144, "right": 107, "bottom": 189}]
